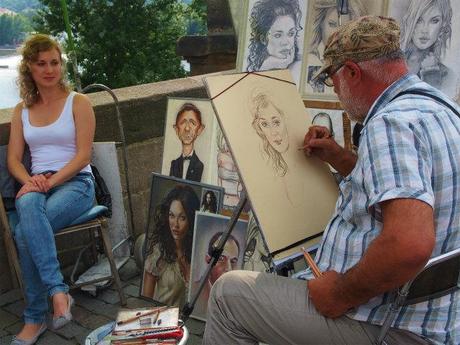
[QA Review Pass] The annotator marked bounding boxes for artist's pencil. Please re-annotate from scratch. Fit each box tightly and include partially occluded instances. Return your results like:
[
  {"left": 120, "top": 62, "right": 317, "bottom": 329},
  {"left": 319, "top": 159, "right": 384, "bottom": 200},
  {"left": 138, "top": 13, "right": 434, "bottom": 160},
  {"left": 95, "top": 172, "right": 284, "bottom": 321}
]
[
  {"left": 117, "top": 306, "right": 168, "bottom": 326},
  {"left": 301, "top": 247, "right": 322, "bottom": 278}
]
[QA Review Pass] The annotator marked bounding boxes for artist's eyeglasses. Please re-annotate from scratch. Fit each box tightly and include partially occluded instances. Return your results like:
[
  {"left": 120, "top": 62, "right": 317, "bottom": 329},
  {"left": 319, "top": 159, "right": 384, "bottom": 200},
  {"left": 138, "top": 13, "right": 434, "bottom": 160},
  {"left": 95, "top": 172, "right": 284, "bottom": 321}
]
[{"left": 321, "top": 64, "right": 344, "bottom": 87}]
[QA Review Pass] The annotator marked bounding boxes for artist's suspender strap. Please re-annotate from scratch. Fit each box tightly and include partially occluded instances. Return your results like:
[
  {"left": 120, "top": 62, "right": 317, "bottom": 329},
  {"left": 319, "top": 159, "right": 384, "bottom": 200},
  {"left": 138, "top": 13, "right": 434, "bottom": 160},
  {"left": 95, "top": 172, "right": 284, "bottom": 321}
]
[{"left": 390, "top": 90, "right": 460, "bottom": 118}]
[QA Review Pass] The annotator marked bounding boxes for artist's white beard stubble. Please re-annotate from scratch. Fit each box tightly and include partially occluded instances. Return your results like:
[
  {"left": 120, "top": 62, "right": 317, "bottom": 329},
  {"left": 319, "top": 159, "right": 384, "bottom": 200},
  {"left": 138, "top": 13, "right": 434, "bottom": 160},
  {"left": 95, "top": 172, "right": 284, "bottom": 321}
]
[{"left": 337, "top": 81, "right": 368, "bottom": 124}]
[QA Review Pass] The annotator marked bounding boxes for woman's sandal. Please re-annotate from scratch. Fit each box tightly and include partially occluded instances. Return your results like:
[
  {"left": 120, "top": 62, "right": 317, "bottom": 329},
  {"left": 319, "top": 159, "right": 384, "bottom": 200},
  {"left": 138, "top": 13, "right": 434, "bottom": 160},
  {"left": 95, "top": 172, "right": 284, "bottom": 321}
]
[
  {"left": 10, "top": 323, "right": 46, "bottom": 345},
  {"left": 50, "top": 294, "right": 74, "bottom": 330}
]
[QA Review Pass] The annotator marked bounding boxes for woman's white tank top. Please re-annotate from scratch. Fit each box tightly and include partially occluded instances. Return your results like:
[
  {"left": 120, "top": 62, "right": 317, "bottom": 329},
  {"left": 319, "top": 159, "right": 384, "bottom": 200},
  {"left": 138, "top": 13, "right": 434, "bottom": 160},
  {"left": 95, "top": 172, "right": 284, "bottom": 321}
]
[{"left": 22, "top": 92, "right": 92, "bottom": 175}]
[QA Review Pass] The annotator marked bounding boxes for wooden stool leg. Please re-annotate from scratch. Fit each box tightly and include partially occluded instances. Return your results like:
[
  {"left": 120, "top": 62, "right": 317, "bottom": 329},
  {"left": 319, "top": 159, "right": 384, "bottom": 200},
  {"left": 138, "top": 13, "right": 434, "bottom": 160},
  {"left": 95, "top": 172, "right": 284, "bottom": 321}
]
[{"left": 99, "top": 218, "right": 127, "bottom": 305}]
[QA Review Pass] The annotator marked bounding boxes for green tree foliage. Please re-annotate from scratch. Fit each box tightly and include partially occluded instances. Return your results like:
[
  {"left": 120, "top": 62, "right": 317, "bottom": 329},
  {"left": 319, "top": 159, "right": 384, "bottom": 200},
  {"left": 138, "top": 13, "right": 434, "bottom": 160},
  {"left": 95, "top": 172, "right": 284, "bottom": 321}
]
[
  {"left": 0, "top": 14, "right": 30, "bottom": 45},
  {"left": 186, "top": 0, "right": 206, "bottom": 35},
  {"left": 34, "top": 0, "right": 189, "bottom": 89}
]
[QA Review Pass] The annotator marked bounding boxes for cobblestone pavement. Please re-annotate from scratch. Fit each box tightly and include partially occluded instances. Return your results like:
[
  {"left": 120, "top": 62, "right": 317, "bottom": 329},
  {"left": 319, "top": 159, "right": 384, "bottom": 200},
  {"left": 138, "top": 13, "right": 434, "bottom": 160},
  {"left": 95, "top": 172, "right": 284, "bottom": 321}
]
[{"left": 0, "top": 259, "right": 205, "bottom": 345}]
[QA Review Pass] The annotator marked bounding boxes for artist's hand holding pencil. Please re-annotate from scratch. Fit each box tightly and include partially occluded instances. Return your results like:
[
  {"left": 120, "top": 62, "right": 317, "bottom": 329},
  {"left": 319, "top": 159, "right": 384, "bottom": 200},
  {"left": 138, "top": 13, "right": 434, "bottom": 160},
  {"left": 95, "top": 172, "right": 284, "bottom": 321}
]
[
  {"left": 301, "top": 126, "right": 340, "bottom": 161},
  {"left": 307, "top": 270, "right": 353, "bottom": 319},
  {"left": 301, "top": 125, "right": 357, "bottom": 176}
]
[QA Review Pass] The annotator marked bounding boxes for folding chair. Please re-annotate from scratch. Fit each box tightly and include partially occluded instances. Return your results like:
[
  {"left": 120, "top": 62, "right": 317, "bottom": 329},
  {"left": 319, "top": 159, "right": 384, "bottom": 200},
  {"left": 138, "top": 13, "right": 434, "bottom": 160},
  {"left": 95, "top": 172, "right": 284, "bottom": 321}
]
[
  {"left": 376, "top": 247, "right": 460, "bottom": 345},
  {"left": 0, "top": 193, "right": 127, "bottom": 305}
]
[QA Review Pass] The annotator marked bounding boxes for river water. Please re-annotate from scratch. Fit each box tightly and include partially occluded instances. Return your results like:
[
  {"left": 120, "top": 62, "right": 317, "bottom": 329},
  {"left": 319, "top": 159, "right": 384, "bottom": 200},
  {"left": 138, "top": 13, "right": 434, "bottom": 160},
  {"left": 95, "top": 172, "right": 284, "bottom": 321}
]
[{"left": 0, "top": 54, "right": 20, "bottom": 110}]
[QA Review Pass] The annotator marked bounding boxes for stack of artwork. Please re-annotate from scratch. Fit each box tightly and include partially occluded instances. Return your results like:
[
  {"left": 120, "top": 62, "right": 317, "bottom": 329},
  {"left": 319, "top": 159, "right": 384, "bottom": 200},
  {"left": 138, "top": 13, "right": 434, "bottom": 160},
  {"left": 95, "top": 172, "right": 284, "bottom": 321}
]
[
  {"left": 139, "top": 98, "right": 254, "bottom": 321},
  {"left": 139, "top": 174, "right": 225, "bottom": 308}
]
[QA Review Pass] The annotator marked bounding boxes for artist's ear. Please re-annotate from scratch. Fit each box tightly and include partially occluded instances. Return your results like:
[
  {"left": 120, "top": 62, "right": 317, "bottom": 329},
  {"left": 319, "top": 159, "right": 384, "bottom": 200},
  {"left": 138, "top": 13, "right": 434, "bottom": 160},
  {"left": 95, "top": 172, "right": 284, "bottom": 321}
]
[
  {"left": 205, "top": 254, "right": 211, "bottom": 264},
  {"left": 343, "top": 61, "right": 361, "bottom": 86},
  {"left": 173, "top": 124, "right": 179, "bottom": 136},
  {"left": 197, "top": 124, "right": 205, "bottom": 136}
]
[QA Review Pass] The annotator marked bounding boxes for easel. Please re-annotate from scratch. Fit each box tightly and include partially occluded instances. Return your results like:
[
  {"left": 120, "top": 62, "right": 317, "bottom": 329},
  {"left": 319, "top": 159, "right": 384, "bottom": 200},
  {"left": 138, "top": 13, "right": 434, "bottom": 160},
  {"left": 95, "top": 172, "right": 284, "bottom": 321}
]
[
  {"left": 181, "top": 190, "right": 248, "bottom": 322},
  {"left": 182, "top": 100, "right": 352, "bottom": 323}
]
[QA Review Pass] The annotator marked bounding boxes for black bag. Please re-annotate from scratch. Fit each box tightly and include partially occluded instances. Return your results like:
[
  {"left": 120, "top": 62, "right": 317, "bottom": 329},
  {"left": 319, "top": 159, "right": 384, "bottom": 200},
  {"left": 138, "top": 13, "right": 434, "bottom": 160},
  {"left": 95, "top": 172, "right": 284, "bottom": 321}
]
[{"left": 91, "top": 164, "right": 112, "bottom": 218}]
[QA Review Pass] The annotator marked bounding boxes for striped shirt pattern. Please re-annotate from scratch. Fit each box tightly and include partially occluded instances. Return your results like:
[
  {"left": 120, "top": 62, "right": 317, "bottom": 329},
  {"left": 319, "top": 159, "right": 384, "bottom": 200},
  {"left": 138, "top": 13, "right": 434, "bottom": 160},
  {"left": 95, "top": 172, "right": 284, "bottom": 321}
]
[{"left": 315, "top": 74, "right": 460, "bottom": 344}]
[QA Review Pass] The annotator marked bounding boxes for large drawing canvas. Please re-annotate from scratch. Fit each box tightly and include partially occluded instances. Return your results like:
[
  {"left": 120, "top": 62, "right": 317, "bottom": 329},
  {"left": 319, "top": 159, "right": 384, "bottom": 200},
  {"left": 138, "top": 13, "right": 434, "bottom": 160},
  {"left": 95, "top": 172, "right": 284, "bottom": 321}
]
[
  {"left": 204, "top": 69, "right": 339, "bottom": 254},
  {"left": 388, "top": 0, "right": 460, "bottom": 101},
  {"left": 300, "top": 0, "right": 388, "bottom": 100},
  {"left": 236, "top": 0, "right": 308, "bottom": 87},
  {"left": 161, "top": 97, "right": 219, "bottom": 184}
]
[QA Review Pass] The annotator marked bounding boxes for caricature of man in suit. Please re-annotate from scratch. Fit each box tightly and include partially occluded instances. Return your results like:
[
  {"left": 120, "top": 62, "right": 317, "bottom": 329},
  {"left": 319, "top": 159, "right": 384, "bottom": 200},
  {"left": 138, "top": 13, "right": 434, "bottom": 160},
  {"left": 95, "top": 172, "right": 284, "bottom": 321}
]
[{"left": 170, "top": 103, "right": 205, "bottom": 181}]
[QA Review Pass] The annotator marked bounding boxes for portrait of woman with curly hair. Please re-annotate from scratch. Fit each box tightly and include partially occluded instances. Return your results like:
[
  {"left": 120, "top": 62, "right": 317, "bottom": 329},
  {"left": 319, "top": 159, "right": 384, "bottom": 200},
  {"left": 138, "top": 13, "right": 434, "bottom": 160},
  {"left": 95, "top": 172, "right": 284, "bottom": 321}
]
[
  {"left": 141, "top": 184, "right": 200, "bottom": 307},
  {"left": 242, "top": 0, "right": 306, "bottom": 85}
]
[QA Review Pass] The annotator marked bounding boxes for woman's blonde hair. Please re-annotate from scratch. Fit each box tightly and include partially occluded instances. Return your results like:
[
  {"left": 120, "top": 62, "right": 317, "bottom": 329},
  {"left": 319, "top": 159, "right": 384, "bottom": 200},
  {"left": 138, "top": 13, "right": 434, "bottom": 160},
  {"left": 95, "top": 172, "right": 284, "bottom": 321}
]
[
  {"left": 250, "top": 91, "right": 288, "bottom": 177},
  {"left": 18, "top": 34, "right": 70, "bottom": 107}
]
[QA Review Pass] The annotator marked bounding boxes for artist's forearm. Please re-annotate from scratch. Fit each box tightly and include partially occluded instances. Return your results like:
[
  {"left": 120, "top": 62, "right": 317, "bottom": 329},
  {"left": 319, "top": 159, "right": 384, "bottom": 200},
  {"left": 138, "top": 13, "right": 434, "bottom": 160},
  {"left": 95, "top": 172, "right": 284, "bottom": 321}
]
[
  {"left": 329, "top": 150, "right": 357, "bottom": 177},
  {"left": 338, "top": 234, "right": 432, "bottom": 307}
]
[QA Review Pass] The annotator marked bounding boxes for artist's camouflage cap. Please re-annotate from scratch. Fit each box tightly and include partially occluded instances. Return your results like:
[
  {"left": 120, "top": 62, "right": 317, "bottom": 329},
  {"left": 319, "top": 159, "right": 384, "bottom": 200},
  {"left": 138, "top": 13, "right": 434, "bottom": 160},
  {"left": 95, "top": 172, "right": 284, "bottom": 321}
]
[{"left": 312, "top": 16, "right": 401, "bottom": 83}]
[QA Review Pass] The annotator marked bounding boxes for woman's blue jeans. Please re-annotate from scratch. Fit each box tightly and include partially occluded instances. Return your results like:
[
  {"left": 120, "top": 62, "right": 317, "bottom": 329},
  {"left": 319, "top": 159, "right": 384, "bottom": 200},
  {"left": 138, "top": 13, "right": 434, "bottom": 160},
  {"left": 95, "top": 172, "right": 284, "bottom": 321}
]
[{"left": 13, "top": 173, "right": 95, "bottom": 324}]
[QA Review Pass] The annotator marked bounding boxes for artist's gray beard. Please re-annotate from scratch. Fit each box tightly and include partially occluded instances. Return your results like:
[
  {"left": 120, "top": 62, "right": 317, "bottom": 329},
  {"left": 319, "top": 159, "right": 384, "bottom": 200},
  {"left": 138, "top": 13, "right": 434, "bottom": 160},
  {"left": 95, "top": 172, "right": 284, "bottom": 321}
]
[{"left": 338, "top": 84, "right": 368, "bottom": 124}]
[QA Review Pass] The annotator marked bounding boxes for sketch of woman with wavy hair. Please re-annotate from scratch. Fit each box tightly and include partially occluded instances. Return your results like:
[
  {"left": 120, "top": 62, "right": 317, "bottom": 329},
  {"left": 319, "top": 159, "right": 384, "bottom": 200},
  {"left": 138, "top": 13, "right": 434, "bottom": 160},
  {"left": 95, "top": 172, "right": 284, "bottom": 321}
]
[
  {"left": 307, "top": 0, "right": 367, "bottom": 93},
  {"left": 400, "top": 0, "right": 457, "bottom": 97},
  {"left": 250, "top": 90, "right": 289, "bottom": 177}
]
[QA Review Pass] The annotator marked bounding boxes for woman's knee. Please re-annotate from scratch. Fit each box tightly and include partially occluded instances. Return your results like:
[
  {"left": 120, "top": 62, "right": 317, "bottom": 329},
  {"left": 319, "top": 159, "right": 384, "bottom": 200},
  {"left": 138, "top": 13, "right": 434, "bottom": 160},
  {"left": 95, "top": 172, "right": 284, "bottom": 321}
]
[{"left": 15, "top": 192, "right": 45, "bottom": 212}]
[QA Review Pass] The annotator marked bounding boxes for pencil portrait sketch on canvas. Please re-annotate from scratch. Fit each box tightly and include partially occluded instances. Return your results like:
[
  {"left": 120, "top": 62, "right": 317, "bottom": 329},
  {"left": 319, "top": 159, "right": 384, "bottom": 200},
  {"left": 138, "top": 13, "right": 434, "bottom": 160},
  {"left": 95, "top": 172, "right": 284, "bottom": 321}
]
[
  {"left": 204, "top": 70, "right": 339, "bottom": 254},
  {"left": 389, "top": 0, "right": 460, "bottom": 99},
  {"left": 237, "top": 0, "right": 307, "bottom": 87}
]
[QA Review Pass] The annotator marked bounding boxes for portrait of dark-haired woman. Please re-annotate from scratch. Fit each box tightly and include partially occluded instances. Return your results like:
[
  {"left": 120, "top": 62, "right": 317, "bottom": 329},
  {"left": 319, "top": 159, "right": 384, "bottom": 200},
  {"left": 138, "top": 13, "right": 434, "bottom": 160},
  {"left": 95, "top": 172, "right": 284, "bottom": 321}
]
[
  {"left": 141, "top": 185, "right": 200, "bottom": 307},
  {"left": 200, "top": 190, "right": 218, "bottom": 213},
  {"left": 246, "top": 0, "right": 303, "bottom": 84}
]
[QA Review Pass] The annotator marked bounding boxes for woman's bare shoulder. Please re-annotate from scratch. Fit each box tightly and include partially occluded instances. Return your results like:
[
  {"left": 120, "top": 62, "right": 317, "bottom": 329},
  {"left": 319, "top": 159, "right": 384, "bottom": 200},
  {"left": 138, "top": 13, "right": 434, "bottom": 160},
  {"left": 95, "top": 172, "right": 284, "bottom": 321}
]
[
  {"left": 11, "top": 101, "right": 25, "bottom": 120},
  {"left": 73, "top": 92, "right": 92, "bottom": 107},
  {"left": 72, "top": 92, "right": 95, "bottom": 119}
]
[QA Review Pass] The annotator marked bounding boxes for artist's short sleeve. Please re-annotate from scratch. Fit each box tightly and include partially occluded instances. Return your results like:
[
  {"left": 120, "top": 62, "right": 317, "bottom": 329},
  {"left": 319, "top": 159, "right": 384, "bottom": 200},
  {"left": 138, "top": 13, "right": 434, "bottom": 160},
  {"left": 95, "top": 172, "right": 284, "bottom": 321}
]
[
  {"left": 360, "top": 114, "right": 434, "bottom": 211},
  {"left": 144, "top": 245, "right": 161, "bottom": 277}
]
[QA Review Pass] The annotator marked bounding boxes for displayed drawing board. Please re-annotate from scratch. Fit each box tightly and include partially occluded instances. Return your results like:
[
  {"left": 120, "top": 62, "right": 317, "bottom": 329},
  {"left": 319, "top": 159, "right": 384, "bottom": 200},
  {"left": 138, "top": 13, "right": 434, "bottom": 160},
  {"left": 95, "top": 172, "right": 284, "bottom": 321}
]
[{"left": 204, "top": 69, "right": 339, "bottom": 254}]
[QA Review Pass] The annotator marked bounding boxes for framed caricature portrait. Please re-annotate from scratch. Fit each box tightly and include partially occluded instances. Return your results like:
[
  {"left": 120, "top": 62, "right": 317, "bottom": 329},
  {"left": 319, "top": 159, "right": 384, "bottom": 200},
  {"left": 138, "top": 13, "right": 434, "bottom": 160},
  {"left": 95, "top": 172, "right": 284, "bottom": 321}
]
[
  {"left": 388, "top": 0, "right": 460, "bottom": 101},
  {"left": 188, "top": 212, "right": 248, "bottom": 321},
  {"left": 139, "top": 173, "right": 224, "bottom": 307},
  {"left": 236, "top": 0, "right": 308, "bottom": 87},
  {"left": 161, "top": 97, "right": 219, "bottom": 185},
  {"left": 300, "top": 0, "right": 388, "bottom": 100}
]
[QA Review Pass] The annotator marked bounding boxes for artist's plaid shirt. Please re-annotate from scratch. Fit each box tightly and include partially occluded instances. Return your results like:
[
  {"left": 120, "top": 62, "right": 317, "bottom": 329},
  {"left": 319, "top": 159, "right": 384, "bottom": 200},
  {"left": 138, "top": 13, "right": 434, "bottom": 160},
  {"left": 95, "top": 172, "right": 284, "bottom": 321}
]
[{"left": 312, "top": 74, "right": 460, "bottom": 344}]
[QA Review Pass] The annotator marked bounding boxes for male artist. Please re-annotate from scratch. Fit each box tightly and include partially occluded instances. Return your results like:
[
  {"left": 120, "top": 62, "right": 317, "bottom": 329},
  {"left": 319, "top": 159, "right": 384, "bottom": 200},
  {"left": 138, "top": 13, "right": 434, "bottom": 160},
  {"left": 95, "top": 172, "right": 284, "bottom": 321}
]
[
  {"left": 170, "top": 103, "right": 204, "bottom": 182},
  {"left": 203, "top": 16, "right": 460, "bottom": 345},
  {"left": 193, "top": 232, "right": 240, "bottom": 318}
]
